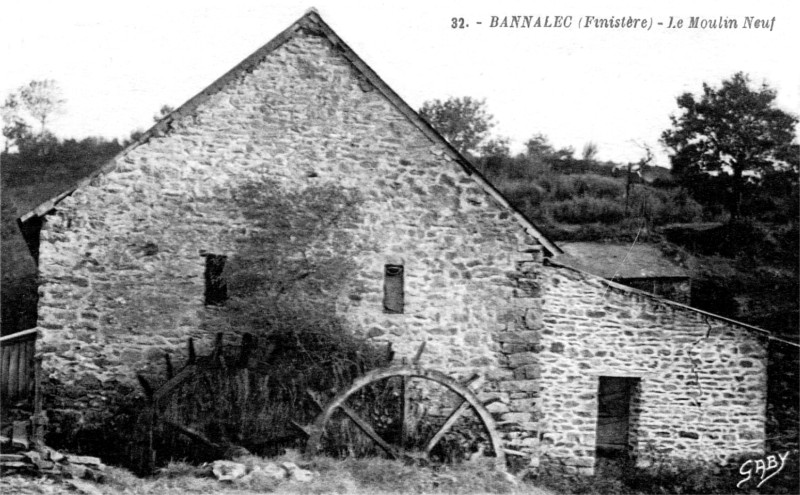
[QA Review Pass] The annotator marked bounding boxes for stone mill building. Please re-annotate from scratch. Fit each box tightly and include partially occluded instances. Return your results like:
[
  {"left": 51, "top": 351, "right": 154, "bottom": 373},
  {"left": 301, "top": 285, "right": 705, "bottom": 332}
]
[{"left": 17, "top": 9, "right": 769, "bottom": 475}]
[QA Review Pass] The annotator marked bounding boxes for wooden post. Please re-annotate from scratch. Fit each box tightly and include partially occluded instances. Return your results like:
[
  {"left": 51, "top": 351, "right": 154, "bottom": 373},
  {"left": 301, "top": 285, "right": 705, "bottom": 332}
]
[
  {"left": 165, "top": 354, "right": 174, "bottom": 380},
  {"left": 8, "top": 343, "right": 20, "bottom": 398},
  {"left": 31, "top": 356, "right": 47, "bottom": 451},
  {"left": 1, "top": 344, "right": 9, "bottom": 398},
  {"left": 22, "top": 339, "right": 32, "bottom": 397},
  {"left": 188, "top": 338, "right": 196, "bottom": 365},
  {"left": 148, "top": 405, "right": 156, "bottom": 473}
]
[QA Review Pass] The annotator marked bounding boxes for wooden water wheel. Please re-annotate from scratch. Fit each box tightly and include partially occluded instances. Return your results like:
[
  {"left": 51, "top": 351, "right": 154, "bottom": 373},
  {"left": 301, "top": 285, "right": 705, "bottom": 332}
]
[
  {"left": 304, "top": 343, "right": 506, "bottom": 469},
  {"left": 135, "top": 336, "right": 506, "bottom": 472},
  {"left": 134, "top": 333, "right": 258, "bottom": 472}
]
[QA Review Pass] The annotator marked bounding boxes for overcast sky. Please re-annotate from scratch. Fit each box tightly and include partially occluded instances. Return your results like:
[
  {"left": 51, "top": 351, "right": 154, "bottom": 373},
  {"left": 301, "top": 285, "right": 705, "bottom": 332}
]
[{"left": 1, "top": 0, "right": 798, "bottom": 166}]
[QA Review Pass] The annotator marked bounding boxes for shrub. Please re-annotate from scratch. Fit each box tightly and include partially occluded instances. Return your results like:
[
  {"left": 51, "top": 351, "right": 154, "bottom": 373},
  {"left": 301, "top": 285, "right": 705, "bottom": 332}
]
[
  {"left": 572, "top": 174, "right": 625, "bottom": 199},
  {"left": 547, "top": 197, "right": 626, "bottom": 224},
  {"left": 628, "top": 187, "right": 703, "bottom": 225},
  {"left": 494, "top": 180, "right": 546, "bottom": 210}
]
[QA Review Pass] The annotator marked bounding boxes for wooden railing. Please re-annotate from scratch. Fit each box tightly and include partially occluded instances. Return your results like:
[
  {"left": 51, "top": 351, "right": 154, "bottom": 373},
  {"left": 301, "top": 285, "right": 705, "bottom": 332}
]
[{"left": 1, "top": 328, "right": 38, "bottom": 403}]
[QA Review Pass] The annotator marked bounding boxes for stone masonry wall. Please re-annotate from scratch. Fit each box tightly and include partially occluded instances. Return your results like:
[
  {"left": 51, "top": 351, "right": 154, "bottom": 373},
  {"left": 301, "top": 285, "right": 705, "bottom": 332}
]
[
  {"left": 536, "top": 263, "right": 768, "bottom": 475},
  {"left": 35, "top": 28, "right": 544, "bottom": 456}
]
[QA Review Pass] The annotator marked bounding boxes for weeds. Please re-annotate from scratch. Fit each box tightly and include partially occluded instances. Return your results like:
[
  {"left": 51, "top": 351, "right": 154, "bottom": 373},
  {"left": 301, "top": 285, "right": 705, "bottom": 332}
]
[
  {"left": 85, "top": 453, "right": 538, "bottom": 495},
  {"left": 539, "top": 453, "right": 800, "bottom": 495}
]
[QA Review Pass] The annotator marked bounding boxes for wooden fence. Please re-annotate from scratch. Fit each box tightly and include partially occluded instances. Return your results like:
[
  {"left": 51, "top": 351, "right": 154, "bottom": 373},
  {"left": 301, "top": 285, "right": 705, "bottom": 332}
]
[{"left": 1, "top": 328, "right": 38, "bottom": 403}]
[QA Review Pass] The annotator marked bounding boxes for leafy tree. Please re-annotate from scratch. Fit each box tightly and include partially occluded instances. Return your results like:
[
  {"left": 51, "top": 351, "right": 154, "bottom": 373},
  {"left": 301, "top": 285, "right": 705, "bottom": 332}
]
[
  {"left": 524, "top": 133, "right": 574, "bottom": 165},
  {"left": 523, "top": 133, "right": 554, "bottom": 161},
  {"left": 662, "top": 72, "right": 799, "bottom": 219},
  {"left": 2, "top": 80, "right": 65, "bottom": 153},
  {"left": 2, "top": 80, "right": 65, "bottom": 134},
  {"left": 581, "top": 142, "right": 599, "bottom": 162},
  {"left": 419, "top": 97, "right": 494, "bottom": 155},
  {"left": 480, "top": 136, "right": 511, "bottom": 158},
  {"left": 1, "top": 99, "right": 32, "bottom": 152}
]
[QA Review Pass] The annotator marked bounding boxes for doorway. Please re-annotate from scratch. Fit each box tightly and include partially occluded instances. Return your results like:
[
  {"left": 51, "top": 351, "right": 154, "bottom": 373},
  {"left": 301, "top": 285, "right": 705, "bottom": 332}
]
[{"left": 596, "top": 376, "right": 639, "bottom": 458}]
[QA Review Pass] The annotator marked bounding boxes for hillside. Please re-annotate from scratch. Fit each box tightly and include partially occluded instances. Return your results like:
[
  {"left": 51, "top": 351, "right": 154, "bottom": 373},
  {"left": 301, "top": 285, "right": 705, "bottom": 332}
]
[
  {"left": 1, "top": 138, "right": 122, "bottom": 334},
  {"left": 475, "top": 155, "right": 799, "bottom": 341}
]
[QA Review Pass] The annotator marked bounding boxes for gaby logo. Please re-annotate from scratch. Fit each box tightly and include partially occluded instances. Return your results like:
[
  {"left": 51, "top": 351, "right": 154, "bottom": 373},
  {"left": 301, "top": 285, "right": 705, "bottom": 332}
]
[{"left": 737, "top": 451, "right": 790, "bottom": 488}]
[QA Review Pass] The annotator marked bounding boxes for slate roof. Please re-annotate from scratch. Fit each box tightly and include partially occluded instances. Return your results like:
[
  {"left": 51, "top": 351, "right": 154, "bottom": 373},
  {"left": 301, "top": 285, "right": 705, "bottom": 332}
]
[{"left": 558, "top": 242, "right": 689, "bottom": 280}]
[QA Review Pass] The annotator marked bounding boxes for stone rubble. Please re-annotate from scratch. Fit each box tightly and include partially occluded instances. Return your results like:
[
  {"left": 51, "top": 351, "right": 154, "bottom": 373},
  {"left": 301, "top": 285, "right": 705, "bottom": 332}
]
[
  {"left": 210, "top": 459, "right": 315, "bottom": 483},
  {"left": 0, "top": 445, "right": 106, "bottom": 481}
]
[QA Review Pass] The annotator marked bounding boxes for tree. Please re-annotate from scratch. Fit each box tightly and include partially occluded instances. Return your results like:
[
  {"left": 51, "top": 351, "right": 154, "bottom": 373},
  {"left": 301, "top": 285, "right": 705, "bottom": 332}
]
[
  {"left": 419, "top": 97, "right": 494, "bottom": 155},
  {"left": 581, "top": 142, "right": 599, "bottom": 162},
  {"left": 524, "top": 133, "right": 555, "bottom": 161},
  {"left": 662, "top": 72, "right": 799, "bottom": 219},
  {"left": 3, "top": 80, "right": 65, "bottom": 134},
  {"left": 480, "top": 136, "right": 511, "bottom": 158},
  {"left": 2, "top": 80, "right": 65, "bottom": 152},
  {"left": 524, "top": 133, "right": 574, "bottom": 165}
]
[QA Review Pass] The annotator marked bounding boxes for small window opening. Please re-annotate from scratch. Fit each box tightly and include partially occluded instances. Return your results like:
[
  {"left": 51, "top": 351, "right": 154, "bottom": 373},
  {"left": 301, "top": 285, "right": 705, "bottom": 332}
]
[
  {"left": 383, "top": 264, "right": 404, "bottom": 314},
  {"left": 596, "top": 376, "right": 640, "bottom": 459},
  {"left": 204, "top": 254, "right": 228, "bottom": 306}
]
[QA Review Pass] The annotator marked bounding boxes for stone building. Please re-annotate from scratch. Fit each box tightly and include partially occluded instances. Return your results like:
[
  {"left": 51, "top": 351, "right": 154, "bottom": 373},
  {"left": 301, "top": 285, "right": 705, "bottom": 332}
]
[{"left": 18, "top": 10, "right": 769, "bottom": 475}]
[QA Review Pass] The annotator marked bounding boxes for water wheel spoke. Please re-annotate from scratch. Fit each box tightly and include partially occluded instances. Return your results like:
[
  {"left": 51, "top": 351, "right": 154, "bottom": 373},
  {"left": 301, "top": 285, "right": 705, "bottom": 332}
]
[
  {"left": 307, "top": 365, "right": 505, "bottom": 469},
  {"left": 412, "top": 341, "right": 426, "bottom": 365},
  {"left": 338, "top": 403, "right": 398, "bottom": 459},
  {"left": 424, "top": 400, "right": 470, "bottom": 455},
  {"left": 423, "top": 373, "right": 483, "bottom": 455}
]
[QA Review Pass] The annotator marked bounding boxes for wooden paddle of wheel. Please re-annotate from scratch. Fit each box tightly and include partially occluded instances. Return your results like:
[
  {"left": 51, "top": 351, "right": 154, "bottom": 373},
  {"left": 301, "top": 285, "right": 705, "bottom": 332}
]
[
  {"left": 304, "top": 342, "right": 506, "bottom": 469},
  {"left": 134, "top": 333, "right": 255, "bottom": 473}
]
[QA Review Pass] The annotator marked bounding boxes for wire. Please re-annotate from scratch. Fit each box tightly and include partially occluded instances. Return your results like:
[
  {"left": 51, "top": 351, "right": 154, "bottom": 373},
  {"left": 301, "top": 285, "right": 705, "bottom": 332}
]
[{"left": 602, "top": 219, "right": 645, "bottom": 299}]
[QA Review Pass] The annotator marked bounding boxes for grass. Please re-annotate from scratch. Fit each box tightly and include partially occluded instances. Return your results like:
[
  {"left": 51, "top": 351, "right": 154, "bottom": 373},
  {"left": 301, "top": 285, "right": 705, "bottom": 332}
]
[
  {"left": 539, "top": 454, "right": 800, "bottom": 495},
  {"left": 1, "top": 453, "right": 556, "bottom": 495}
]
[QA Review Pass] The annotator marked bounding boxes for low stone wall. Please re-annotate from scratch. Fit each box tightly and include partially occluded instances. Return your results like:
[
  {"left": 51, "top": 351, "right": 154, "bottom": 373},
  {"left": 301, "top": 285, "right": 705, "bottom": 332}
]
[{"left": 536, "top": 263, "right": 768, "bottom": 475}]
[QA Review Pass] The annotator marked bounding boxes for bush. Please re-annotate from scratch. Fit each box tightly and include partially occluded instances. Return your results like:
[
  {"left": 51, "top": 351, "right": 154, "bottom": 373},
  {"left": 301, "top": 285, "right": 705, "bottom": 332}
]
[
  {"left": 628, "top": 187, "right": 703, "bottom": 225},
  {"left": 548, "top": 197, "right": 626, "bottom": 224},
  {"left": 494, "top": 180, "right": 546, "bottom": 210},
  {"left": 536, "top": 174, "right": 623, "bottom": 201}
]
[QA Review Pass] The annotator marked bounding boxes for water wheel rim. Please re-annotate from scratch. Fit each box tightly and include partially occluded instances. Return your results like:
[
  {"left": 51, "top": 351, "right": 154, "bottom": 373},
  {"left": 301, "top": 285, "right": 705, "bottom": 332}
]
[{"left": 306, "top": 365, "right": 505, "bottom": 468}]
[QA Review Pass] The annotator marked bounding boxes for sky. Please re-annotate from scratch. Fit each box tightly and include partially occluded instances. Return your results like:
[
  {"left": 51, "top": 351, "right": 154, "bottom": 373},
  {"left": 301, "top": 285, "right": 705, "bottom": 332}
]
[{"left": 1, "top": 0, "right": 798, "bottom": 167}]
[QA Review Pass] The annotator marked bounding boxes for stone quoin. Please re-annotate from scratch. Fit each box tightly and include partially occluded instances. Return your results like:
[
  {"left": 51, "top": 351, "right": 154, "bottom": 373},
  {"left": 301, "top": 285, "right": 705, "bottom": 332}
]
[{"left": 19, "top": 9, "right": 768, "bottom": 475}]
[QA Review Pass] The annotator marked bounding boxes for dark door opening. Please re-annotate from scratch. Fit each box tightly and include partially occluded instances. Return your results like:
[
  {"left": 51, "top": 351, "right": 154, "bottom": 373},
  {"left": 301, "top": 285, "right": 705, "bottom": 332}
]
[{"left": 596, "top": 376, "right": 639, "bottom": 458}]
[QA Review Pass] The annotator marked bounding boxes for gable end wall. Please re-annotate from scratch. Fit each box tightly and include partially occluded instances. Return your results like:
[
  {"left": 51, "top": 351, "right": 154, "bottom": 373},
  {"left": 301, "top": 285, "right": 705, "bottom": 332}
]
[{"left": 35, "top": 29, "right": 544, "bottom": 457}]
